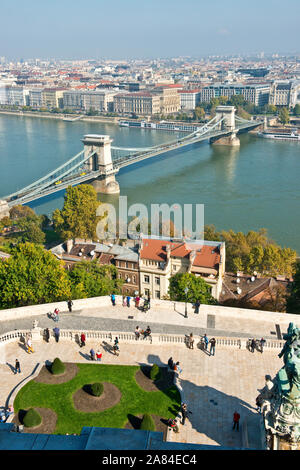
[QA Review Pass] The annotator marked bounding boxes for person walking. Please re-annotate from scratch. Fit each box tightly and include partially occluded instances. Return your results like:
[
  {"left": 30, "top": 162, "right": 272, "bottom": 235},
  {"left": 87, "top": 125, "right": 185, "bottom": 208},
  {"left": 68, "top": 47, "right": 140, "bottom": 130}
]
[
  {"left": 209, "top": 338, "right": 216, "bottom": 356},
  {"left": 53, "top": 327, "right": 60, "bottom": 343},
  {"left": 147, "top": 294, "right": 151, "bottom": 310},
  {"left": 67, "top": 299, "right": 73, "bottom": 312},
  {"left": 113, "top": 337, "right": 119, "bottom": 356},
  {"left": 232, "top": 411, "right": 240, "bottom": 431},
  {"left": 250, "top": 339, "right": 256, "bottom": 353},
  {"left": 111, "top": 293, "right": 116, "bottom": 306},
  {"left": 260, "top": 338, "right": 266, "bottom": 354},
  {"left": 53, "top": 308, "right": 59, "bottom": 322},
  {"left": 27, "top": 338, "right": 34, "bottom": 354},
  {"left": 181, "top": 403, "right": 191, "bottom": 425},
  {"left": 188, "top": 333, "right": 194, "bottom": 349},
  {"left": 126, "top": 295, "right": 131, "bottom": 307},
  {"left": 90, "top": 348, "right": 96, "bottom": 361},
  {"left": 122, "top": 295, "right": 127, "bottom": 307},
  {"left": 14, "top": 359, "right": 21, "bottom": 374},
  {"left": 174, "top": 362, "right": 182, "bottom": 373},
  {"left": 80, "top": 333, "right": 86, "bottom": 348},
  {"left": 135, "top": 296, "right": 140, "bottom": 309}
]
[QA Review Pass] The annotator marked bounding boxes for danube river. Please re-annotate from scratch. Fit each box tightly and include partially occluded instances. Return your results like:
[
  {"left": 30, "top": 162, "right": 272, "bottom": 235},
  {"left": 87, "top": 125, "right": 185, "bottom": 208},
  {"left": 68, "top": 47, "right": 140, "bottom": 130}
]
[{"left": 0, "top": 113, "right": 299, "bottom": 253}]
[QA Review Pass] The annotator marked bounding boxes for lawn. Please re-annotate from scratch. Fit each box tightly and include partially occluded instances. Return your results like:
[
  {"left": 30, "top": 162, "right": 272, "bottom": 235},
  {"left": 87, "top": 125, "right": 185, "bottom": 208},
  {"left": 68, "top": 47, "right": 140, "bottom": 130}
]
[{"left": 13, "top": 364, "right": 181, "bottom": 435}]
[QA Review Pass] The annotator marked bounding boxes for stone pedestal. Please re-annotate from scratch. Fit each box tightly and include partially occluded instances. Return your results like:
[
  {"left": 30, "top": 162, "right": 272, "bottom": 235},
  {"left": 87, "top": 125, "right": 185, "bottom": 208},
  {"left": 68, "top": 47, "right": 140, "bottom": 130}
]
[
  {"left": 92, "top": 174, "right": 120, "bottom": 194},
  {"left": 210, "top": 134, "right": 240, "bottom": 146}
]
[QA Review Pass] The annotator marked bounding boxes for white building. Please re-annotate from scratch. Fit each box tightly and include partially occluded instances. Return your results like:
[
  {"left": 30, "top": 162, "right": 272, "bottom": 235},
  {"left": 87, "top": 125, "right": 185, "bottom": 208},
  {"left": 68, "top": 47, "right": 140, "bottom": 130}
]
[
  {"left": 179, "top": 90, "right": 200, "bottom": 110},
  {"left": 269, "top": 81, "right": 300, "bottom": 108}
]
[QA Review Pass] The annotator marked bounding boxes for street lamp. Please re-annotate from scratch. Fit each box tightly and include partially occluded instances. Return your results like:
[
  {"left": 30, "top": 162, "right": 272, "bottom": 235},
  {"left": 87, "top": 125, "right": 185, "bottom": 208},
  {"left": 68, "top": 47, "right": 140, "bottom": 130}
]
[{"left": 184, "top": 287, "right": 189, "bottom": 318}]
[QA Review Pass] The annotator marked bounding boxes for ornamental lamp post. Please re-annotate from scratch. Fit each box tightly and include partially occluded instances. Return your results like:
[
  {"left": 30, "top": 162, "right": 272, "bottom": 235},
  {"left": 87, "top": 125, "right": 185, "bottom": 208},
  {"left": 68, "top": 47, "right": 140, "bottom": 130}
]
[{"left": 184, "top": 287, "right": 189, "bottom": 318}]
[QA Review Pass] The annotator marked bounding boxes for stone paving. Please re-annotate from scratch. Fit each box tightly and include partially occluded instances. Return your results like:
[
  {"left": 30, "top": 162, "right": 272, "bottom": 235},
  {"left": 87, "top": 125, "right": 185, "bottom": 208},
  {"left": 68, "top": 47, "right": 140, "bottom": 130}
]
[{"left": 0, "top": 326, "right": 283, "bottom": 449}]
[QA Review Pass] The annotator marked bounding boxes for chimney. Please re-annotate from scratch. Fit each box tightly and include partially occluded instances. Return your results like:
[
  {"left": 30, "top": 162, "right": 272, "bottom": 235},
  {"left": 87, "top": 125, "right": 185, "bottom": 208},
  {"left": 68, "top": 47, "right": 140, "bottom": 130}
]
[
  {"left": 66, "top": 239, "right": 74, "bottom": 254},
  {"left": 166, "top": 244, "right": 171, "bottom": 260}
]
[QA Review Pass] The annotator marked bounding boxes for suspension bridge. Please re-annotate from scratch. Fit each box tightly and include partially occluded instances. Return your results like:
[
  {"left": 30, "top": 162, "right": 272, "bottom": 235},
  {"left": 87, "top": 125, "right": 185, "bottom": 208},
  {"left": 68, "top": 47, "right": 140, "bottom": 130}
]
[{"left": 1, "top": 106, "right": 262, "bottom": 207}]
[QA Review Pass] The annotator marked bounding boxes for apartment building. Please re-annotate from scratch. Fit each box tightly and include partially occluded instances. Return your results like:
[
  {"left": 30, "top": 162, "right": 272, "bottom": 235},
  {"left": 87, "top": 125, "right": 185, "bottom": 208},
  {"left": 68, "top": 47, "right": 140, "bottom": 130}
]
[
  {"left": 113, "top": 92, "right": 161, "bottom": 115},
  {"left": 63, "top": 90, "right": 83, "bottom": 110},
  {"left": 199, "top": 83, "right": 270, "bottom": 106},
  {"left": 81, "top": 90, "right": 117, "bottom": 113},
  {"left": 42, "top": 88, "right": 66, "bottom": 109},
  {"left": 269, "top": 80, "right": 300, "bottom": 108},
  {"left": 154, "top": 85, "right": 181, "bottom": 114},
  {"left": 179, "top": 90, "right": 201, "bottom": 110},
  {"left": 28, "top": 89, "right": 43, "bottom": 108},
  {"left": 0, "top": 85, "right": 28, "bottom": 106},
  {"left": 139, "top": 237, "right": 226, "bottom": 301}
]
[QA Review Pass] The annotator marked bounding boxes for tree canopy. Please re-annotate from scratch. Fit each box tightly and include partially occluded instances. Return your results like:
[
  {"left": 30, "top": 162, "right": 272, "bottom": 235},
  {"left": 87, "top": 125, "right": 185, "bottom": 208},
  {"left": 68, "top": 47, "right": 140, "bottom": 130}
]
[{"left": 168, "top": 272, "right": 216, "bottom": 305}]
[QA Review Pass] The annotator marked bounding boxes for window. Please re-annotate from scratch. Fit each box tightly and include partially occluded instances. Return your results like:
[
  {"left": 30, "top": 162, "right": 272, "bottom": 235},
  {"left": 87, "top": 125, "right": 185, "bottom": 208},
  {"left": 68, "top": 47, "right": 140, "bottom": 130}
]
[
  {"left": 144, "top": 275, "right": 150, "bottom": 283},
  {"left": 155, "top": 277, "right": 160, "bottom": 285},
  {"left": 155, "top": 290, "right": 160, "bottom": 299},
  {"left": 145, "top": 289, "right": 150, "bottom": 296}
]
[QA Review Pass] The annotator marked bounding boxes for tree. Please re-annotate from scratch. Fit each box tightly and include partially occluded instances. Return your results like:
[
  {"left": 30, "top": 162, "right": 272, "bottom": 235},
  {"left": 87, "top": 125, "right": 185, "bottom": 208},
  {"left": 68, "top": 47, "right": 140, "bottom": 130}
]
[
  {"left": 193, "top": 106, "right": 205, "bottom": 121},
  {"left": 294, "top": 104, "right": 300, "bottom": 116},
  {"left": 278, "top": 107, "right": 290, "bottom": 125},
  {"left": 286, "top": 263, "right": 300, "bottom": 313},
  {"left": 0, "top": 243, "right": 71, "bottom": 308},
  {"left": 168, "top": 272, "right": 216, "bottom": 305},
  {"left": 68, "top": 260, "right": 123, "bottom": 299},
  {"left": 53, "top": 185, "right": 101, "bottom": 241},
  {"left": 9, "top": 205, "right": 46, "bottom": 244}
]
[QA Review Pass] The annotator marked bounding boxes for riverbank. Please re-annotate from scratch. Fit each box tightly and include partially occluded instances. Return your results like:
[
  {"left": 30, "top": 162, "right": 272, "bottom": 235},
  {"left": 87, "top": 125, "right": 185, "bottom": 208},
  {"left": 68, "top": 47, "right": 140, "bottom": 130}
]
[{"left": 0, "top": 108, "right": 120, "bottom": 124}]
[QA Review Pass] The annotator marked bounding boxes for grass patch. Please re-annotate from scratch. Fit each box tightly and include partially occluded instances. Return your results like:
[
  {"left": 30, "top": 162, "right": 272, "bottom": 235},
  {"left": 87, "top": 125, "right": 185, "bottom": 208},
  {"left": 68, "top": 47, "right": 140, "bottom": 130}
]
[{"left": 13, "top": 364, "right": 181, "bottom": 435}]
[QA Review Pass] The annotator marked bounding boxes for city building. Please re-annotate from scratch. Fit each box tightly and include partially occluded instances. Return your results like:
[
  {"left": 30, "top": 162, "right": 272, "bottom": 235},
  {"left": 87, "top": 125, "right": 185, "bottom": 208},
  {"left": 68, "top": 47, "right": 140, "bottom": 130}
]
[
  {"left": 81, "top": 90, "right": 117, "bottom": 113},
  {"left": 269, "top": 80, "right": 300, "bottom": 108},
  {"left": 62, "top": 90, "right": 83, "bottom": 110},
  {"left": 113, "top": 91, "right": 161, "bottom": 115},
  {"left": 28, "top": 88, "right": 43, "bottom": 108},
  {"left": 42, "top": 88, "right": 66, "bottom": 109},
  {"left": 199, "top": 83, "right": 270, "bottom": 106},
  {"left": 179, "top": 89, "right": 201, "bottom": 110},
  {"left": 138, "top": 237, "right": 226, "bottom": 300}
]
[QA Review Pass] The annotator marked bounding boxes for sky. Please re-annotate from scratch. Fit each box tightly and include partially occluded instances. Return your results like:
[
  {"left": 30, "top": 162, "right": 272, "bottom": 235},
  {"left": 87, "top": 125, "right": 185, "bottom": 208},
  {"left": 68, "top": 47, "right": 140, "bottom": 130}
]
[{"left": 1, "top": 0, "right": 300, "bottom": 60}]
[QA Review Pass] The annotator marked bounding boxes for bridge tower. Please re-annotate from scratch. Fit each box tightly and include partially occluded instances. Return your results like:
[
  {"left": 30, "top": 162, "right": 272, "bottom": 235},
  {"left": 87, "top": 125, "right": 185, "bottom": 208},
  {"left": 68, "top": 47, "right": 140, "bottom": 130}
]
[
  {"left": 82, "top": 134, "right": 120, "bottom": 194},
  {"left": 210, "top": 105, "right": 240, "bottom": 146}
]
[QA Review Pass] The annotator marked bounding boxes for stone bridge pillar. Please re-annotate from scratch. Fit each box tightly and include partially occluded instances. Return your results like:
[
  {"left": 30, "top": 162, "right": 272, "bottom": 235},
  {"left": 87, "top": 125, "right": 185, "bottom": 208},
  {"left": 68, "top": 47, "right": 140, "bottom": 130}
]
[
  {"left": 210, "top": 105, "right": 240, "bottom": 146},
  {"left": 82, "top": 134, "right": 120, "bottom": 194}
]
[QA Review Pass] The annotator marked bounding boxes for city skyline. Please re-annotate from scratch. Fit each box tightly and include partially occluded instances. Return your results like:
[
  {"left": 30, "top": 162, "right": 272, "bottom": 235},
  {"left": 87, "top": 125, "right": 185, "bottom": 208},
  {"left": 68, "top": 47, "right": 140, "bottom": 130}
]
[{"left": 1, "top": 0, "right": 300, "bottom": 60}]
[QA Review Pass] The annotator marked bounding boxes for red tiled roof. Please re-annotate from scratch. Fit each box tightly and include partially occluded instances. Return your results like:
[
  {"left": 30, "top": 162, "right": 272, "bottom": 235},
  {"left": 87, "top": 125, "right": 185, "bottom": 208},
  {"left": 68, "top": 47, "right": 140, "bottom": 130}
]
[{"left": 140, "top": 239, "right": 220, "bottom": 269}]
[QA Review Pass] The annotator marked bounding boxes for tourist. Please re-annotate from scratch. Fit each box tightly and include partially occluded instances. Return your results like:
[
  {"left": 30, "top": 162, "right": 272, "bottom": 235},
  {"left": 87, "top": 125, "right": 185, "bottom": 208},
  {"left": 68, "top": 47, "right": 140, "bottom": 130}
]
[
  {"left": 168, "top": 418, "right": 179, "bottom": 433},
  {"left": 250, "top": 339, "right": 256, "bottom": 353},
  {"left": 45, "top": 328, "right": 50, "bottom": 343},
  {"left": 53, "top": 327, "right": 60, "bottom": 343},
  {"left": 113, "top": 337, "right": 119, "bottom": 355},
  {"left": 111, "top": 293, "right": 116, "bottom": 306},
  {"left": 135, "top": 296, "right": 140, "bottom": 308},
  {"left": 260, "top": 338, "right": 266, "bottom": 353},
  {"left": 135, "top": 326, "right": 140, "bottom": 340},
  {"left": 126, "top": 295, "right": 131, "bottom": 307},
  {"left": 5, "top": 405, "right": 14, "bottom": 420},
  {"left": 14, "top": 359, "right": 21, "bottom": 374},
  {"left": 67, "top": 299, "right": 73, "bottom": 312},
  {"left": 143, "top": 326, "right": 151, "bottom": 340},
  {"left": 194, "top": 300, "right": 200, "bottom": 314},
  {"left": 53, "top": 308, "right": 59, "bottom": 322},
  {"left": 209, "top": 338, "right": 216, "bottom": 356},
  {"left": 90, "top": 348, "right": 96, "bottom": 361},
  {"left": 203, "top": 334, "right": 209, "bottom": 351},
  {"left": 80, "top": 333, "right": 86, "bottom": 348},
  {"left": 147, "top": 294, "right": 151, "bottom": 310},
  {"left": 232, "top": 411, "right": 240, "bottom": 431},
  {"left": 174, "top": 362, "right": 182, "bottom": 373},
  {"left": 122, "top": 295, "right": 127, "bottom": 307},
  {"left": 96, "top": 350, "right": 102, "bottom": 361},
  {"left": 27, "top": 338, "right": 34, "bottom": 354},
  {"left": 181, "top": 403, "right": 191, "bottom": 425},
  {"left": 168, "top": 357, "right": 174, "bottom": 370},
  {"left": 188, "top": 333, "right": 194, "bottom": 349}
]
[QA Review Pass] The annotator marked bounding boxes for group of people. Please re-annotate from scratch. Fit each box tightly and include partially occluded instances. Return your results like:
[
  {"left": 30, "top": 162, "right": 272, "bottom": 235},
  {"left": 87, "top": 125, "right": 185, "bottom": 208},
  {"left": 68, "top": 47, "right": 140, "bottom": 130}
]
[
  {"left": 249, "top": 338, "right": 266, "bottom": 353},
  {"left": 0, "top": 405, "right": 14, "bottom": 423},
  {"left": 168, "top": 357, "right": 182, "bottom": 373},
  {"left": 111, "top": 294, "right": 151, "bottom": 312},
  {"left": 202, "top": 334, "right": 216, "bottom": 356},
  {"left": 134, "top": 325, "right": 152, "bottom": 341}
]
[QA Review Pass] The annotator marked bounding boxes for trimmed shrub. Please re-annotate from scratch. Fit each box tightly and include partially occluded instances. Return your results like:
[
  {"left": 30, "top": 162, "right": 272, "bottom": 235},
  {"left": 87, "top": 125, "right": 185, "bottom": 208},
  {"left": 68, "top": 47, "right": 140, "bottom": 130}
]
[
  {"left": 140, "top": 413, "right": 155, "bottom": 431},
  {"left": 150, "top": 364, "right": 161, "bottom": 382},
  {"left": 90, "top": 382, "right": 104, "bottom": 397},
  {"left": 51, "top": 357, "right": 65, "bottom": 375},
  {"left": 23, "top": 408, "right": 42, "bottom": 428}
]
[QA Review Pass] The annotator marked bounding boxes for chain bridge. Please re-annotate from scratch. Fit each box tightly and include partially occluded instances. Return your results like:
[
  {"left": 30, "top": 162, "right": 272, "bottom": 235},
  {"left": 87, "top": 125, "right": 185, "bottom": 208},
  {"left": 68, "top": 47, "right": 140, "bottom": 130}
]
[{"left": 2, "top": 106, "right": 262, "bottom": 207}]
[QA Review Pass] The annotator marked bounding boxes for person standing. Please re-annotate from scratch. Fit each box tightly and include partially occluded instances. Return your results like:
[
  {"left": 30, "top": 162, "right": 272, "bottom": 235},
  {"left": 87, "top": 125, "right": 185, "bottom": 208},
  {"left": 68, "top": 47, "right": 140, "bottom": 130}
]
[
  {"left": 54, "top": 308, "right": 59, "bottom": 322},
  {"left": 67, "top": 299, "right": 73, "bottom": 312},
  {"left": 113, "top": 337, "right": 119, "bottom": 355},
  {"left": 135, "top": 296, "right": 140, "bottom": 308},
  {"left": 14, "top": 359, "right": 21, "bottom": 374},
  {"left": 90, "top": 348, "right": 96, "bottom": 361},
  {"left": 203, "top": 334, "right": 209, "bottom": 351},
  {"left": 209, "top": 338, "right": 216, "bottom": 356},
  {"left": 53, "top": 327, "right": 60, "bottom": 343},
  {"left": 147, "top": 294, "right": 151, "bottom": 310},
  {"left": 232, "top": 411, "right": 240, "bottom": 431},
  {"left": 45, "top": 328, "right": 50, "bottom": 343},
  {"left": 135, "top": 326, "right": 140, "bottom": 340},
  {"left": 181, "top": 403, "right": 191, "bottom": 425},
  {"left": 122, "top": 295, "right": 126, "bottom": 307},
  {"left": 80, "top": 333, "right": 86, "bottom": 348},
  {"left": 126, "top": 295, "right": 131, "bottom": 307},
  {"left": 250, "top": 339, "right": 256, "bottom": 353},
  {"left": 111, "top": 293, "right": 116, "bottom": 306},
  {"left": 168, "top": 357, "right": 174, "bottom": 370},
  {"left": 96, "top": 350, "right": 102, "bottom": 361},
  {"left": 194, "top": 300, "right": 200, "bottom": 314},
  {"left": 27, "top": 338, "right": 34, "bottom": 354},
  {"left": 260, "top": 338, "right": 266, "bottom": 354}
]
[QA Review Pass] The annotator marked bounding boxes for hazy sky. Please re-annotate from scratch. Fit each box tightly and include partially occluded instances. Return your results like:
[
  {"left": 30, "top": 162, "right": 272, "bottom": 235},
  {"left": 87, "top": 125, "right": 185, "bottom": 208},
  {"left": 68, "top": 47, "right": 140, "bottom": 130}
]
[{"left": 1, "top": 0, "right": 300, "bottom": 59}]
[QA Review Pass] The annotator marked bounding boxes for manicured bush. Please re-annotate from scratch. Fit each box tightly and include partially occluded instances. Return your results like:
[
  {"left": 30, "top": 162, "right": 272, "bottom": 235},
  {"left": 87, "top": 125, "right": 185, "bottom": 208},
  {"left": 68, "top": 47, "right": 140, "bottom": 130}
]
[
  {"left": 140, "top": 413, "right": 155, "bottom": 431},
  {"left": 51, "top": 357, "right": 65, "bottom": 375},
  {"left": 23, "top": 408, "right": 42, "bottom": 428},
  {"left": 90, "top": 382, "right": 104, "bottom": 397},
  {"left": 150, "top": 364, "right": 161, "bottom": 381}
]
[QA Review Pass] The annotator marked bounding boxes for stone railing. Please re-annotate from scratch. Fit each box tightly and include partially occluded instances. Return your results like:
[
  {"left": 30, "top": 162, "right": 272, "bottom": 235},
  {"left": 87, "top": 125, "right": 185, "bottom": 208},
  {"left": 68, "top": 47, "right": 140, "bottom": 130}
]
[{"left": 0, "top": 327, "right": 284, "bottom": 351}]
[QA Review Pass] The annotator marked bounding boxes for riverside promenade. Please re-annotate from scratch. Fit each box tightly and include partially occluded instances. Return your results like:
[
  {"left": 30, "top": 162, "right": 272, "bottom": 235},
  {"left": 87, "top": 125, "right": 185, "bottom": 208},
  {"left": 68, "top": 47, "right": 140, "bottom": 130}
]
[{"left": 0, "top": 296, "right": 293, "bottom": 449}]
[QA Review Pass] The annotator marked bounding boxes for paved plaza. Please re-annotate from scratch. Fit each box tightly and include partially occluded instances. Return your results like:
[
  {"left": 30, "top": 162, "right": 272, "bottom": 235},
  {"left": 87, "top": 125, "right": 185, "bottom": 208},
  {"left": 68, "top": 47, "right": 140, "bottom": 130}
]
[{"left": 0, "top": 304, "right": 283, "bottom": 448}]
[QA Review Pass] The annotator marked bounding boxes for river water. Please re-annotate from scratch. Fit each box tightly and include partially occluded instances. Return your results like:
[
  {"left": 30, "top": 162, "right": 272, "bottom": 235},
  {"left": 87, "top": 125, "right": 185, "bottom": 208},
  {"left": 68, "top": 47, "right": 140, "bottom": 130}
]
[{"left": 0, "top": 113, "right": 299, "bottom": 253}]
